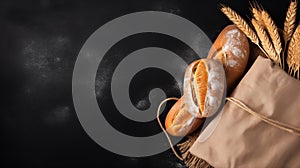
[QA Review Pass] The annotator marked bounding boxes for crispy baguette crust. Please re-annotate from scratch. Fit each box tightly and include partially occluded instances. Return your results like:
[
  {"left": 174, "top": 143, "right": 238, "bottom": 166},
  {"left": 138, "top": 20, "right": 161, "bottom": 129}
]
[
  {"left": 165, "top": 98, "right": 204, "bottom": 136},
  {"left": 208, "top": 25, "right": 250, "bottom": 92}
]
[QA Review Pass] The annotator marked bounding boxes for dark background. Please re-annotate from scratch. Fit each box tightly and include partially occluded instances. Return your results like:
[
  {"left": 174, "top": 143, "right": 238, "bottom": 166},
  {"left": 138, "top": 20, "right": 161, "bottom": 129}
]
[{"left": 0, "top": 0, "right": 295, "bottom": 167}]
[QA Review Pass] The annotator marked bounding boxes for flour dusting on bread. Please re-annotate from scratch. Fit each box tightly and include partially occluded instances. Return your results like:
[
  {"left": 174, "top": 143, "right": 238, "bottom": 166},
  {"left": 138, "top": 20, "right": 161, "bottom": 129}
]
[{"left": 222, "top": 29, "right": 247, "bottom": 62}]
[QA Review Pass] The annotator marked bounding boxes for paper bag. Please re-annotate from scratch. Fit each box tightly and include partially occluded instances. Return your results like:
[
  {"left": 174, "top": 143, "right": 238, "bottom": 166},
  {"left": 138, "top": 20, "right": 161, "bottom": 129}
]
[{"left": 188, "top": 56, "right": 300, "bottom": 168}]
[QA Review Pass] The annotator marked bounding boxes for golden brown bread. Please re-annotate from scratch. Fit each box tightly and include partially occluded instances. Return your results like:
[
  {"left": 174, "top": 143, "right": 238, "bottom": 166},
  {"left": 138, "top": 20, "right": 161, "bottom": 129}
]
[
  {"left": 208, "top": 25, "right": 250, "bottom": 92},
  {"left": 183, "top": 59, "right": 226, "bottom": 118},
  {"left": 165, "top": 59, "right": 226, "bottom": 136},
  {"left": 165, "top": 98, "right": 204, "bottom": 136},
  {"left": 164, "top": 25, "right": 249, "bottom": 136}
]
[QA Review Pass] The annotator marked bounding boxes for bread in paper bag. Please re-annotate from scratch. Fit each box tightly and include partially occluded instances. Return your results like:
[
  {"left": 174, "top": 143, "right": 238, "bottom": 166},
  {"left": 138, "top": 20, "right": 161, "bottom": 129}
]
[{"left": 188, "top": 56, "right": 300, "bottom": 167}]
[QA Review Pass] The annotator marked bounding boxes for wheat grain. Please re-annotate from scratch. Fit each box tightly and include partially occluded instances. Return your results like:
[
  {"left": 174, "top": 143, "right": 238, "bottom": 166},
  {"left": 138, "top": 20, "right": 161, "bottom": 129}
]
[
  {"left": 221, "top": 5, "right": 259, "bottom": 45},
  {"left": 252, "top": 18, "right": 280, "bottom": 64},
  {"left": 252, "top": 8, "right": 262, "bottom": 22},
  {"left": 284, "top": 0, "right": 297, "bottom": 43}
]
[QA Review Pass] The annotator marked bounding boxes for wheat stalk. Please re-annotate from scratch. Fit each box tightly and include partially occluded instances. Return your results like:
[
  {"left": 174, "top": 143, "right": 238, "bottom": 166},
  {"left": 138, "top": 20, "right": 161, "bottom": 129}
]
[
  {"left": 284, "top": 0, "right": 297, "bottom": 43},
  {"left": 220, "top": 5, "right": 259, "bottom": 45},
  {"left": 261, "top": 10, "right": 282, "bottom": 65},
  {"left": 287, "top": 24, "right": 300, "bottom": 79},
  {"left": 252, "top": 18, "right": 280, "bottom": 64}
]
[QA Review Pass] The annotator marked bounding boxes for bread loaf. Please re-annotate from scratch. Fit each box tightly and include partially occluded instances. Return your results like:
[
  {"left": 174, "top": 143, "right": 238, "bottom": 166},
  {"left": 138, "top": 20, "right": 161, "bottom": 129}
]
[
  {"left": 165, "top": 59, "right": 226, "bottom": 136},
  {"left": 208, "top": 25, "right": 250, "bottom": 92},
  {"left": 183, "top": 59, "right": 226, "bottom": 118},
  {"left": 164, "top": 25, "right": 248, "bottom": 136},
  {"left": 165, "top": 98, "right": 204, "bottom": 136}
]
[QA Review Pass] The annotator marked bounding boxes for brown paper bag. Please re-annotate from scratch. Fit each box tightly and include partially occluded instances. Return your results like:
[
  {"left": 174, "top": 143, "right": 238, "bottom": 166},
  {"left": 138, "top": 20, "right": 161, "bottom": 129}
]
[{"left": 186, "top": 56, "right": 300, "bottom": 168}]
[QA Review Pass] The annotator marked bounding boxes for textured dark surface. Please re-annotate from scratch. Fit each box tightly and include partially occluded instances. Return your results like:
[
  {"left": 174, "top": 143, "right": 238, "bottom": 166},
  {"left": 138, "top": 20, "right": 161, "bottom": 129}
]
[{"left": 0, "top": 0, "right": 293, "bottom": 167}]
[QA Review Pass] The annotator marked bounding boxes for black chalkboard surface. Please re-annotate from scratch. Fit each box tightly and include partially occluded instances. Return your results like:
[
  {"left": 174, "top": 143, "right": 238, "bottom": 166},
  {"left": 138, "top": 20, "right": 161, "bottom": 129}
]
[{"left": 0, "top": 0, "right": 294, "bottom": 167}]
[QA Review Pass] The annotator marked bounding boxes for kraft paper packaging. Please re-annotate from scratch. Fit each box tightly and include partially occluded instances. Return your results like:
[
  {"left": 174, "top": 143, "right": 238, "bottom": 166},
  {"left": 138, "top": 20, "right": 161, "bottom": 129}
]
[{"left": 189, "top": 56, "right": 300, "bottom": 168}]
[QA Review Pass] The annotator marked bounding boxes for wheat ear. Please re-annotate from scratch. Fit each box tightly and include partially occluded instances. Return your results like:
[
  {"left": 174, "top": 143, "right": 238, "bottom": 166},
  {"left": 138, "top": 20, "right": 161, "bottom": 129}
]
[
  {"left": 252, "top": 8, "right": 264, "bottom": 26},
  {"left": 261, "top": 10, "right": 282, "bottom": 66},
  {"left": 250, "top": 2, "right": 264, "bottom": 27},
  {"left": 287, "top": 25, "right": 300, "bottom": 79},
  {"left": 284, "top": 0, "right": 298, "bottom": 43},
  {"left": 220, "top": 5, "right": 259, "bottom": 45},
  {"left": 252, "top": 19, "right": 279, "bottom": 64},
  {"left": 283, "top": 1, "right": 298, "bottom": 69}
]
